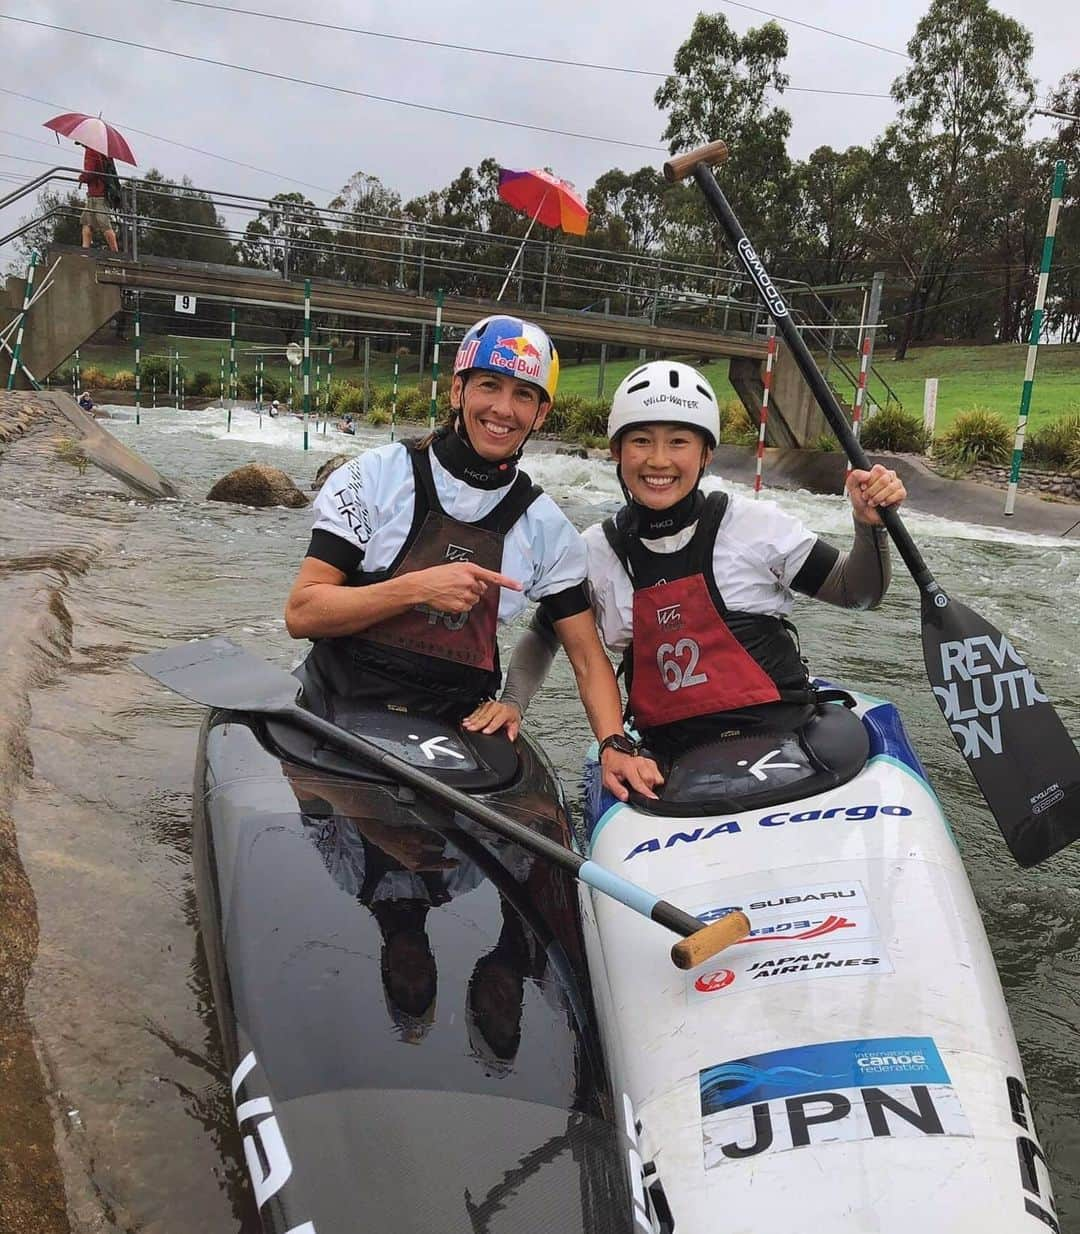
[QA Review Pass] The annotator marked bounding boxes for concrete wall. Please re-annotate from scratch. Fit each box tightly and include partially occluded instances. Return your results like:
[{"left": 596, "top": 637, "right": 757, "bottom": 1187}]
[
  {"left": 729, "top": 341, "right": 828, "bottom": 448},
  {"left": 0, "top": 249, "right": 122, "bottom": 389}
]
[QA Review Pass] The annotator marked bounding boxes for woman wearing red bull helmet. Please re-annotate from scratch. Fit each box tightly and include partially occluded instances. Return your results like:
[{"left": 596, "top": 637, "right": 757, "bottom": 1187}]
[
  {"left": 284, "top": 314, "right": 663, "bottom": 802},
  {"left": 477, "top": 358, "right": 906, "bottom": 766}
]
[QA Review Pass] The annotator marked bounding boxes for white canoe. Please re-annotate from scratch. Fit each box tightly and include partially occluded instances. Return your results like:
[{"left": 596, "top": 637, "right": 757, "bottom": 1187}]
[{"left": 581, "top": 692, "right": 1059, "bottom": 1234}]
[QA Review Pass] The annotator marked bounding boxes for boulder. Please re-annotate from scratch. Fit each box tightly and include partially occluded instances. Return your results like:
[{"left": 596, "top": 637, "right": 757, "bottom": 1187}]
[
  {"left": 313, "top": 452, "right": 351, "bottom": 490},
  {"left": 206, "top": 463, "right": 309, "bottom": 508},
  {"left": 555, "top": 445, "right": 588, "bottom": 459}
]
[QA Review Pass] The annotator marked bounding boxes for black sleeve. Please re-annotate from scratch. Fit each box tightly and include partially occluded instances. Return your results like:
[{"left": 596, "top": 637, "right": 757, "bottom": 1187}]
[
  {"left": 538, "top": 582, "right": 590, "bottom": 623},
  {"left": 791, "top": 538, "right": 840, "bottom": 597},
  {"left": 306, "top": 528, "right": 363, "bottom": 575}
]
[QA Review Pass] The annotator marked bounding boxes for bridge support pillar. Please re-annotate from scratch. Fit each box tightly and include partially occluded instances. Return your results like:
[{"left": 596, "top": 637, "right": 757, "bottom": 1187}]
[
  {"left": 0, "top": 249, "right": 122, "bottom": 388},
  {"left": 729, "top": 342, "right": 827, "bottom": 448}
]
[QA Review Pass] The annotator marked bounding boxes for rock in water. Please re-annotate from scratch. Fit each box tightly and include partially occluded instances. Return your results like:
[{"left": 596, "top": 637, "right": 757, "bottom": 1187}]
[
  {"left": 206, "top": 463, "right": 309, "bottom": 508},
  {"left": 313, "top": 453, "right": 351, "bottom": 490}
]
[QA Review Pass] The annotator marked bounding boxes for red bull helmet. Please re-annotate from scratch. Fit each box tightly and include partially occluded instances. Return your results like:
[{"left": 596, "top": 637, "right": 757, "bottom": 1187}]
[{"left": 453, "top": 315, "right": 559, "bottom": 402}]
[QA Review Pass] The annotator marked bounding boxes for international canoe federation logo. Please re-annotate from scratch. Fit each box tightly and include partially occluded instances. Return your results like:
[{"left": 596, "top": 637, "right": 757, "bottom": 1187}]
[
  {"left": 934, "top": 592, "right": 948, "bottom": 608},
  {"left": 737, "top": 238, "right": 788, "bottom": 318},
  {"left": 490, "top": 334, "right": 543, "bottom": 381},
  {"left": 444, "top": 542, "right": 475, "bottom": 563},
  {"left": 656, "top": 603, "right": 681, "bottom": 628},
  {"left": 695, "top": 969, "right": 735, "bottom": 993}
]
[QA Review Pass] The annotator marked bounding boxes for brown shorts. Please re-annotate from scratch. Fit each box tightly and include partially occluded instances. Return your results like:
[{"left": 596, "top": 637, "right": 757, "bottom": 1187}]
[{"left": 81, "top": 196, "right": 112, "bottom": 229}]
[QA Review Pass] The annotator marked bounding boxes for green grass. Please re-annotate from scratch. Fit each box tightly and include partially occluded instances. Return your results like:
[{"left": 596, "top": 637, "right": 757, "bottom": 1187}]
[
  {"left": 70, "top": 338, "right": 1080, "bottom": 442},
  {"left": 557, "top": 344, "right": 1080, "bottom": 440},
  {"left": 66, "top": 335, "right": 425, "bottom": 391}
]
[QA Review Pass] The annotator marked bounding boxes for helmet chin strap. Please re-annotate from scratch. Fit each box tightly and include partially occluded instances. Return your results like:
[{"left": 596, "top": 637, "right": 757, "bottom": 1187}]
[
  {"left": 452, "top": 373, "right": 548, "bottom": 463},
  {"left": 617, "top": 443, "right": 710, "bottom": 537}
]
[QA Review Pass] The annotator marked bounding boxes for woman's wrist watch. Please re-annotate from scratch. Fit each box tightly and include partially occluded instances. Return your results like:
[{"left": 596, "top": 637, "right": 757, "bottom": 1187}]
[{"left": 598, "top": 733, "right": 639, "bottom": 758}]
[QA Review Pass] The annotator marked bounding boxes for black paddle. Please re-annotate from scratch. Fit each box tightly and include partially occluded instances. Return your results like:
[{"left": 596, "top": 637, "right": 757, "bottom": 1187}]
[
  {"left": 664, "top": 140, "right": 1080, "bottom": 867},
  {"left": 132, "top": 637, "right": 749, "bottom": 968}
]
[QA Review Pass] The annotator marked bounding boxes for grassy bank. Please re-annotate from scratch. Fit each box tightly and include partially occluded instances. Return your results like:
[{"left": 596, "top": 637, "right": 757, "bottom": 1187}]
[{"left": 69, "top": 338, "right": 1078, "bottom": 442}]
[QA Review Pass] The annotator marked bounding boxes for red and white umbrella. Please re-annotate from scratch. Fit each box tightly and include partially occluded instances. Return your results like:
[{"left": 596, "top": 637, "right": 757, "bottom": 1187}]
[{"left": 43, "top": 113, "right": 137, "bottom": 165}]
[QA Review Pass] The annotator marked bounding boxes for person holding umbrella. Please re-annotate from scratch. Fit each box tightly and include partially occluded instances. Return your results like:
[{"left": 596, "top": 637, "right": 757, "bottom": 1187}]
[
  {"left": 76, "top": 141, "right": 118, "bottom": 252},
  {"left": 43, "top": 113, "right": 137, "bottom": 253}
]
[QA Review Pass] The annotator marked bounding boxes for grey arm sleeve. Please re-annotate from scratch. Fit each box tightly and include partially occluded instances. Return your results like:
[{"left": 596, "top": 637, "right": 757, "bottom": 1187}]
[
  {"left": 499, "top": 608, "right": 561, "bottom": 715},
  {"left": 813, "top": 521, "right": 892, "bottom": 610}
]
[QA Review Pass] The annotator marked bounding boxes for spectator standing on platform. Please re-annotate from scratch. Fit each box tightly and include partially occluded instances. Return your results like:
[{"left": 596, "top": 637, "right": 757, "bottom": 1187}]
[{"left": 77, "top": 142, "right": 119, "bottom": 253}]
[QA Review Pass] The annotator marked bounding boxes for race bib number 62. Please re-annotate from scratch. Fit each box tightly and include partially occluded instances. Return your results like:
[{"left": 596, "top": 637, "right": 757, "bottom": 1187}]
[{"left": 657, "top": 638, "right": 708, "bottom": 691}]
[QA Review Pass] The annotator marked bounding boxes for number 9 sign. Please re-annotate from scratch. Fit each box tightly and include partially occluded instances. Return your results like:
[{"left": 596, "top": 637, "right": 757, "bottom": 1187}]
[{"left": 656, "top": 638, "right": 708, "bottom": 691}]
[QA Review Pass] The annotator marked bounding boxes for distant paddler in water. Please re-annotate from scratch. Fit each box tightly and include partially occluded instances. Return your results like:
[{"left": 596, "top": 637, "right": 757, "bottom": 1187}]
[
  {"left": 77, "top": 390, "right": 94, "bottom": 413},
  {"left": 284, "top": 314, "right": 664, "bottom": 802},
  {"left": 472, "top": 360, "right": 907, "bottom": 758}
]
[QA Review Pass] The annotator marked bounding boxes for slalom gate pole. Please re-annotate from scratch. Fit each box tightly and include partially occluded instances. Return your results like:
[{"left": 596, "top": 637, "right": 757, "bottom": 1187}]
[
  {"left": 847, "top": 333, "right": 872, "bottom": 474},
  {"left": 428, "top": 288, "right": 444, "bottom": 431},
  {"left": 73, "top": 349, "right": 80, "bottom": 398},
  {"left": 152, "top": 375, "right": 156, "bottom": 408},
  {"left": 363, "top": 337, "right": 370, "bottom": 416},
  {"left": 6, "top": 249, "right": 38, "bottom": 391},
  {"left": 303, "top": 278, "right": 311, "bottom": 451},
  {"left": 754, "top": 326, "right": 776, "bottom": 497},
  {"left": 327, "top": 347, "right": 334, "bottom": 427},
  {"left": 229, "top": 309, "right": 237, "bottom": 433},
  {"left": 1005, "top": 160, "right": 1067, "bottom": 516},
  {"left": 134, "top": 293, "right": 141, "bottom": 426},
  {"left": 391, "top": 353, "right": 399, "bottom": 442},
  {"left": 219, "top": 354, "right": 225, "bottom": 406}
]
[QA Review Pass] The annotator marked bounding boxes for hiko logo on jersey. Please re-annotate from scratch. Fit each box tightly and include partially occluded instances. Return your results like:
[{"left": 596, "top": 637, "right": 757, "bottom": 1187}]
[
  {"left": 489, "top": 335, "right": 543, "bottom": 381},
  {"left": 444, "top": 543, "right": 475, "bottom": 563},
  {"left": 656, "top": 603, "right": 682, "bottom": 628}
]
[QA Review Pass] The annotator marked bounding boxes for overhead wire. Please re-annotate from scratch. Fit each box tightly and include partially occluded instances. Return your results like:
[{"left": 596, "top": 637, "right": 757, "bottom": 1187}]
[
  {"left": 0, "top": 86, "right": 334, "bottom": 194},
  {"left": 164, "top": 0, "right": 894, "bottom": 97},
  {"left": 0, "top": 15, "right": 667, "bottom": 153}
]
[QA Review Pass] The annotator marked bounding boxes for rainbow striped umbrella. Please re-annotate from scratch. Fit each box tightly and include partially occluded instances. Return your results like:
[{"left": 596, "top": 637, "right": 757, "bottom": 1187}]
[{"left": 497, "top": 167, "right": 589, "bottom": 236}]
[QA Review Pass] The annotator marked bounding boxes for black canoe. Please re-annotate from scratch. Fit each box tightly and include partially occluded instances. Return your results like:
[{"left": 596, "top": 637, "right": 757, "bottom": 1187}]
[{"left": 192, "top": 698, "right": 639, "bottom": 1234}]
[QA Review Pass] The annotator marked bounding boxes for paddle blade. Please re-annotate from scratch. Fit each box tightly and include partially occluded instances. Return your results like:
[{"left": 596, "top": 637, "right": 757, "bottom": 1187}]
[
  {"left": 132, "top": 637, "right": 300, "bottom": 713},
  {"left": 922, "top": 594, "right": 1080, "bottom": 866}
]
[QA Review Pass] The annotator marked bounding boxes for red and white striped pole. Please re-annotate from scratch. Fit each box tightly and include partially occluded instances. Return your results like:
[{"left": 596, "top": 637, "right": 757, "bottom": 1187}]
[
  {"left": 753, "top": 327, "right": 777, "bottom": 498},
  {"left": 847, "top": 333, "right": 872, "bottom": 474}
]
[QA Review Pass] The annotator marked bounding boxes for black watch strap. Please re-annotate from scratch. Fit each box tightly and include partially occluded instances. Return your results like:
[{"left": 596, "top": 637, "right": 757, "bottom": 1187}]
[{"left": 598, "top": 733, "right": 638, "bottom": 758}]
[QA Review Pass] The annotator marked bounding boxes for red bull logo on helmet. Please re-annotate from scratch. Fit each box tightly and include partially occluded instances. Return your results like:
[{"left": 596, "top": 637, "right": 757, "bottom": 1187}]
[{"left": 489, "top": 334, "right": 543, "bottom": 380}]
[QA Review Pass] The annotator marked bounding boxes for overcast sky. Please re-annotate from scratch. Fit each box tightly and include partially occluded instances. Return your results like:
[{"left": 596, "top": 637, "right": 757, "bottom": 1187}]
[{"left": 1, "top": 0, "right": 1077, "bottom": 244}]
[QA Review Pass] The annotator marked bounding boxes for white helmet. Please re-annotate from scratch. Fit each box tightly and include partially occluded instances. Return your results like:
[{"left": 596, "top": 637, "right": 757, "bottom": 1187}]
[{"left": 607, "top": 361, "right": 720, "bottom": 447}]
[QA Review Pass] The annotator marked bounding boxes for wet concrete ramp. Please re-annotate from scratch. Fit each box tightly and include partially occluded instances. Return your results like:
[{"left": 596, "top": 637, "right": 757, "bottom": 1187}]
[{"left": 0, "top": 391, "right": 181, "bottom": 500}]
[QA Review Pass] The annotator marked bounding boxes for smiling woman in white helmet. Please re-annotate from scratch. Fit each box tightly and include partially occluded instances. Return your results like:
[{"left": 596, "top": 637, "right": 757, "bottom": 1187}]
[
  {"left": 468, "top": 358, "right": 907, "bottom": 766},
  {"left": 284, "top": 314, "right": 662, "bottom": 802}
]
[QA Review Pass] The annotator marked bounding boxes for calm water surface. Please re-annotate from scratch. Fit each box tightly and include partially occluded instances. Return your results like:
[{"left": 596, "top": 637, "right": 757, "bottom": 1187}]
[{"left": 6, "top": 403, "right": 1079, "bottom": 1232}]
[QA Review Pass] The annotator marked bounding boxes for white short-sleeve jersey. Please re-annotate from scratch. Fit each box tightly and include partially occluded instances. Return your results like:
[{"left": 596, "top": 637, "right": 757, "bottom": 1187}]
[
  {"left": 310, "top": 442, "right": 586, "bottom": 624},
  {"left": 583, "top": 485, "right": 818, "bottom": 652}
]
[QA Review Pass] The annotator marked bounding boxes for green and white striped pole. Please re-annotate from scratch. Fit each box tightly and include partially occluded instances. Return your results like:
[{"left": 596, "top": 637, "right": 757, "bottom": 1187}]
[
  {"left": 303, "top": 278, "right": 312, "bottom": 451},
  {"left": 152, "top": 375, "right": 157, "bottom": 408},
  {"left": 428, "top": 287, "right": 444, "bottom": 430},
  {"left": 73, "top": 349, "right": 80, "bottom": 398},
  {"left": 315, "top": 354, "right": 322, "bottom": 428},
  {"left": 179, "top": 353, "right": 185, "bottom": 411},
  {"left": 391, "top": 353, "right": 399, "bottom": 442},
  {"left": 133, "top": 293, "right": 141, "bottom": 426},
  {"left": 327, "top": 347, "right": 334, "bottom": 423},
  {"left": 228, "top": 309, "right": 237, "bottom": 433},
  {"left": 1005, "top": 160, "right": 1067, "bottom": 516},
  {"left": 220, "top": 354, "right": 225, "bottom": 406},
  {"left": 6, "top": 249, "right": 39, "bottom": 391}
]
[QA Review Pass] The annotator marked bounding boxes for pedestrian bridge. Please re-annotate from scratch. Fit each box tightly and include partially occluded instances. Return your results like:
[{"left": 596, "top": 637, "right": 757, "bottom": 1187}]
[{"left": 2, "top": 247, "right": 827, "bottom": 446}]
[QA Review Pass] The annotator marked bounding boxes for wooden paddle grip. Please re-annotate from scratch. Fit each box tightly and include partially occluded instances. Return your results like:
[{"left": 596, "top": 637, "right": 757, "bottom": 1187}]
[
  {"left": 663, "top": 140, "right": 730, "bottom": 183},
  {"left": 670, "top": 910, "right": 750, "bottom": 970}
]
